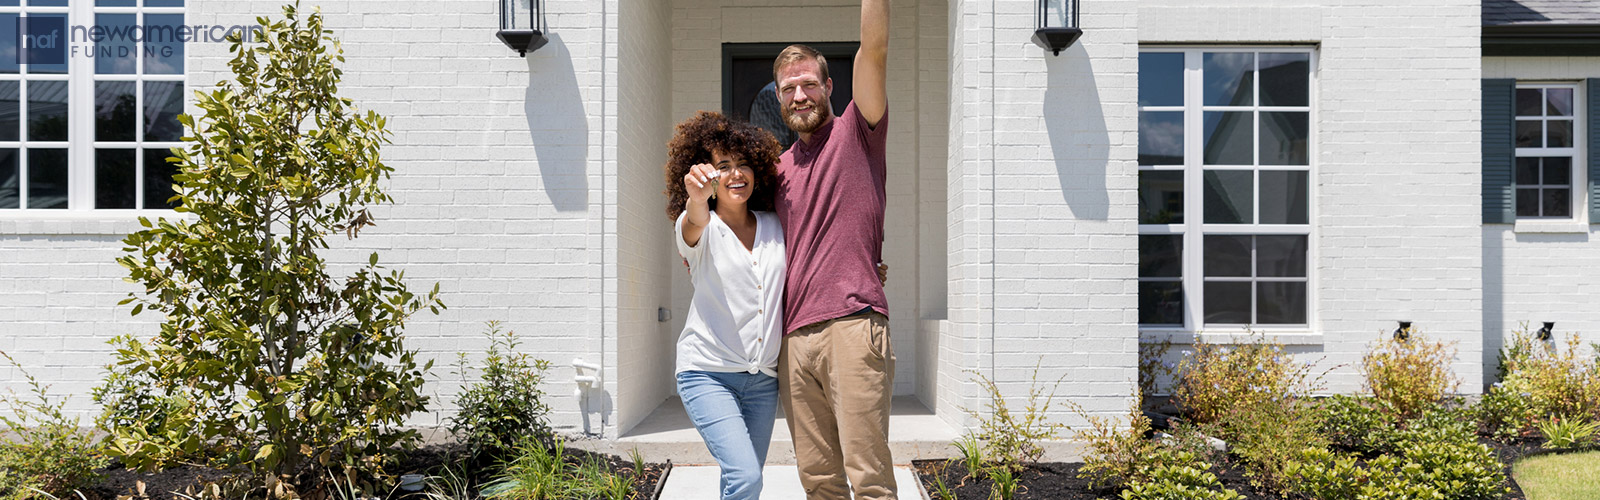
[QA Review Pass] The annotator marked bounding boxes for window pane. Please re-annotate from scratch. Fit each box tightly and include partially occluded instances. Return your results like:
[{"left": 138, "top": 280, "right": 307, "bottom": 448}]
[
  {"left": 0, "top": 81, "right": 17, "bottom": 141},
  {"left": 21, "top": 15, "right": 67, "bottom": 74},
  {"left": 1258, "top": 282, "right": 1307, "bottom": 324},
  {"left": 0, "top": 149, "right": 15, "bottom": 208},
  {"left": 1547, "top": 88, "right": 1573, "bottom": 116},
  {"left": 146, "top": 0, "right": 185, "bottom": 6},
  {"left": 144, "top": 148, "right": 180, "bottom": 209},
  {"left": 1258, "top": 53, "right": 1309, "bottom": 107},
  {"left": 1139, "top": 235, "right": 1182, "bottom": 278},
  {"left": 29, "top": 0, "right": 68, "bottom": 6},
  {"left": 1516, "top": 188, "right": 1540, "bottom": 217},
  {"left": 1139, "top": 52, "right": 1184, "bottom": 107},
  {"left": 1203, "top": 111, "right": 1252, "bottom": 165},
  {"left": 1259, "top": 170, "right": 1309, "bottom": 225},
  {"left": 95, "top": 149, "right": 136, "bottom": 209},
  {"left": 96, "top": 81, "right": 137, "bottom": 142},
  {"left": 1139, "top": 111, "right": 1183, "bottom": 165},
  {"left": 1203, "top": 170, "right": 1253, "bottom": 224},
  {"left": 1515, "top": 157, "right": 1540, "bottom": 185},
  {"left": 0, "top": 14, "right": 18, "bottom": 74},
  {"left": 27, "top": 80, "right": 67, "bottom": 142},
  {"left": 1203, "top": 52, "right": 1253, "bottom": 106},
  {"left": 1547, "top": 120, "right": 1572, "bottom": 148},
  {"left": 27, "top": 148, "right": 66, "bottom": 209},
  {"left": 145, "top": 14, "right": 185, "bottom": 75},
  {"left": 1543, "top": 188, "right": 1570, "bottom": 218},
  {"left": 1203, "top": 235, "right": 1251, "bottom": 277},
  {"left": 97, "top": 0, "right": 137, "bottom": 6},
  {"left": 144, "top": 81, "right": 184, "bottom": 142},
  {"left": 1139, "top": 281, "right": 1183, "bottom": 326},
  {"left": 96, "top": 14, "right": 137, "bottom": 75},
  {"left": 1516, "top": 88, "right": 1542, "bottom": 117},
  {"left": 1138, "top": 170, "right": 1183, "bottom": 224},
  {"left": 1543, "top": 157, "right": 1570, "bottom": 186},
  {"left": 1204, "top": 281, "right": 1251, "bottom": 324},
  {"left": 1257, "top": 235, "right": 1307, "bottom": 277},
  {"left": 1260, "top": 111, "right": 1309, "bottom": 165},
  {"left": 1515, "top": 120, "right": 1541, "bottom": 148}
]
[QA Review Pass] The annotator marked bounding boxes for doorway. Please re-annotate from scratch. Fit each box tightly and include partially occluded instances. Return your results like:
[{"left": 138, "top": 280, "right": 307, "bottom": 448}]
[{"left": 721, "top": 42, "right": 857, "bottom": 150}]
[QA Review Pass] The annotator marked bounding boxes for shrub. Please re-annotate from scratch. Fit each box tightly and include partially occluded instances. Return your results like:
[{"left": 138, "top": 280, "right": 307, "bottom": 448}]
[
  {"left": 1285, "top": 449, "right": 1445, "bottom": 500},
  {"left": 1173, "top": 333, "right": 1319, "bottom": 425},
  {"left": 1536, "top": 416, "right": 1598, "bottom": 449},
  {"left": 103, "top": 3, "right": 441, "bottom": 482},
  {"left": 0, "top": 351, "right": 107, "bottom": 499},
  {"left": 961, "top": 363, "right": 1066, "bottom": 470},
  {"left": 449, "top": 321, "right": 554, "bottom": 464},
  {"left": 1317, "top": 395, "right": 1397, "bottom": 455},
  {"left": 1137, "top": 339, "right": 1176, "bottom": 397},
  {"left": 1362, "top": 331, "right": 1459, "bottom": 419},
  {"left": 1119, "top": 454, "right": 1243, "bottom": 500},
  {"left": 1215, "top": 396, "right": 1327, "bottom": 494},
  {"left": 1074, "top": 395, "right": 1161, "bottom": 490},
  {"left": 1477, "top": 385, "right": 1538, "bottom": 441},
  {"left": 1396, "top": 438, "right": 1508, "bottom": 500},
  {"left": 1499, "top": 331, "right": 1600, "bottom": 423}
]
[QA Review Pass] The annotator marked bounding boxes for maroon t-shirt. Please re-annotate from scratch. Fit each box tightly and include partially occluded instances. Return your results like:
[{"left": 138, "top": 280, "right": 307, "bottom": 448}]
[{"left": 776, "top": 101, "right": 889, "bottom": 334}]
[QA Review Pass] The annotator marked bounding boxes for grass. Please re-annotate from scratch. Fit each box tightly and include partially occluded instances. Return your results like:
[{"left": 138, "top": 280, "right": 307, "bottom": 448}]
[{"left": 1515, "top": 451, "right": 1600, "bottom": 500}]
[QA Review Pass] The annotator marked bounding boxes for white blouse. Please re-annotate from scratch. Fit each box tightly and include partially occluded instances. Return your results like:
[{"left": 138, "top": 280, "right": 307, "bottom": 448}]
[{"left": 674, "top": 210, "right": 786, "bottom": 377}]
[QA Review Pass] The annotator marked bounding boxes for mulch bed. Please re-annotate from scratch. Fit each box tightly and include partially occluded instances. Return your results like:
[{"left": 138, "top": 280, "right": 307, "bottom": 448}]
[
  {"left": 913, "top": 436, "right": 1557, "bottom": 500},
  {"left": 75, "top": 443, "right": 669, "bottom": 500}
]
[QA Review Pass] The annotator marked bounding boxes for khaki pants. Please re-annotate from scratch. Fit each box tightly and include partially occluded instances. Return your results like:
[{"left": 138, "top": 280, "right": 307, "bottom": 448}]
[{"left": 778, "top": 312, "right": 897, "bottom": 500}]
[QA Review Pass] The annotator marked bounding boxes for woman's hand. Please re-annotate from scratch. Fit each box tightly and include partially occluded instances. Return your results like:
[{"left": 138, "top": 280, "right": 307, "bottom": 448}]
[{"left": 683, "top": 163, "right": 720, "bottom": 202}]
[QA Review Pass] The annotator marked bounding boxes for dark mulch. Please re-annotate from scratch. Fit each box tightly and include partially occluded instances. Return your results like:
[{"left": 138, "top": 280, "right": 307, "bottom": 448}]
[
  {"left": 74, "top": 443, "right": 669, "bottom": 500},
  {"left": 914, "top": 437, "right": 1551, "bottom": 500}
]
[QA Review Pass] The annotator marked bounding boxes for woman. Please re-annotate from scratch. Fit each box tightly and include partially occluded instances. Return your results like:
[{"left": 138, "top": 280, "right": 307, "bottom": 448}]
[{"left": 663, "top": 111, "right": 786, "bottom": 500}]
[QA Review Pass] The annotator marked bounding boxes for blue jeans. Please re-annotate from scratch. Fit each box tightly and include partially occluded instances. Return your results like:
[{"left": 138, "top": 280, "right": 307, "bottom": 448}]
[{"left": 676, "top": 370, "right": 780, "bottom": 500}]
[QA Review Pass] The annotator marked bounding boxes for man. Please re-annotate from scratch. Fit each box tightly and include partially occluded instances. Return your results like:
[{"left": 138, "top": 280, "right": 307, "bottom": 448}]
[
  {"left": 750, "top": 81, "right": 798, "bottom": 150},
  {"left": 771, "top": 0, "right": 893, "bottom": 498}
]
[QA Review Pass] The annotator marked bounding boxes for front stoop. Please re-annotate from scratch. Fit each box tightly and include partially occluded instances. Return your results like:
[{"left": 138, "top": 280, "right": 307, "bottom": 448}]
[
  {"left": 568, "top": 396, "right": 961, "bottom": 466},
  {"left": 657, "top": 465, "right": 924, "bottom": 500}
]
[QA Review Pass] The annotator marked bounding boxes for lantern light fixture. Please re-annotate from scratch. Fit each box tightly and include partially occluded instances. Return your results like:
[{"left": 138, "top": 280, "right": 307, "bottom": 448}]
[
  {"left": 1394, "top": 320, "right": 1413, "bottom": 341},
  {"left": 1537, "top": 321, "right": 1554, "bottom": 341},
  {"left": 1033, "top": 0, "right": 1083, "bottom": 56},
  {"left": 498, "top": 0, "right": 548, "bottom": 57}
]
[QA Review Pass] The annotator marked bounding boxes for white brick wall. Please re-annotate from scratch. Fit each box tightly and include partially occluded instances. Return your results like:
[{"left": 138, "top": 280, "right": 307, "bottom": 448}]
[
  {"left": 1482, "top": 56, "right": 1600, "bottom": 387},
  {"left": 1137, "top": 0, "right": 1485, "bottom": 394}
]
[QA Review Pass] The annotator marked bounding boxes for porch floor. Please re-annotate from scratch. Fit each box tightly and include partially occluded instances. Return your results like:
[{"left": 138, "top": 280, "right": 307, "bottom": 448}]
[{"left": 600, "top": 395, "right": 960, "bottom": 465}]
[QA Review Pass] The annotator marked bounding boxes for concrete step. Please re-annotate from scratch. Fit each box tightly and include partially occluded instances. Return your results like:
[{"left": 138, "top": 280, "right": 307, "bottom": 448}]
[{"left": 658, "top": 465, "right": 925, "bottom": 500}]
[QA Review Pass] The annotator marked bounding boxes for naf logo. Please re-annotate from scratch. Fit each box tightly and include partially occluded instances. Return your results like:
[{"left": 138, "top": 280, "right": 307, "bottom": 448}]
[{"left": 17, "top": 16, "right": 66, "bottom": 65}]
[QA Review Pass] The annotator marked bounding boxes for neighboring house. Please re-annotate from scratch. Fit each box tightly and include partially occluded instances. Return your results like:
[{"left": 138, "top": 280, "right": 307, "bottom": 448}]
[{"left": 0, "top": 0, "right": 1596, "bottom": 461}]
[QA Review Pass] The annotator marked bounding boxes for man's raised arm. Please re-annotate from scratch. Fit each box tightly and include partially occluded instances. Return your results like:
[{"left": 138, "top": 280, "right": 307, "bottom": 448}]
[{"left": 854, "top": 0, "right": 888, "bottom": 128}]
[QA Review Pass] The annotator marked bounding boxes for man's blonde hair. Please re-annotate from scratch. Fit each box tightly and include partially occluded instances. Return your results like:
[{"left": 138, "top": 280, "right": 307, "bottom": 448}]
[{"left": 773, "top": 44, "right": 829, "bottom": 84}]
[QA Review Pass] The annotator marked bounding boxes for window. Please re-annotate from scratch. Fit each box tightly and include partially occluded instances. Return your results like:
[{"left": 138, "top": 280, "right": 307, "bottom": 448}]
[
  {"left": 1138, "top": 48, "right": 1314, "bottom": 329},
  {"left": 1514, "top": 84, "right": 1579, "bottom": 219},
  {"left": 0, "top": 0, "right": 183, "bottom": 212}
]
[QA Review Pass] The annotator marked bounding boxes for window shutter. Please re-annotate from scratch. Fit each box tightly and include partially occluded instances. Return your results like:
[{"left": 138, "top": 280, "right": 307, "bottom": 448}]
[
  {"left": 1483, "top": 78, "right": 1515, "bottom": 224},
  {"left": 1590, "top": 78, "right": 1600, "bottom": 224}
]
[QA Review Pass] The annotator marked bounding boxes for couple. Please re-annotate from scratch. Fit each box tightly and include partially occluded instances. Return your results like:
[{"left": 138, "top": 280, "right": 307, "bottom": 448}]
[{"left": 662, "top": 3, "right": 893, "bottom": 499}]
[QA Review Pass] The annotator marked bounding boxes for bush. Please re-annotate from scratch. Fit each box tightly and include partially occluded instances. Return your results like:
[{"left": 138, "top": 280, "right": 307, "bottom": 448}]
[
  {"left": 1119, "top": 452, "right": 1243, "bottom": 500},
  {"left": 103, "top": 3, "right": 441, "bottom": 483},
  {"left": 961, "top": 363, "right": 1066, "bottom": 470},
  {"left": 1285, "top": 449, "right": 1445, "bottom": 500},
  {"left": 0, "top": 351, "right": 107, "bottom": 499},
  {"left": 1396, "top": 437, "right": 1507, "bottom": 500},
  {"left": 1317, "top": 395, "right": 1397, "bottom": 455},
  {"left": 1477, "top": 385, "right": 1538, "bottom": 441},
  {"left": 1498, "top": 330, "right": 1600, "bottom": 423},
  {"left": 1074, "top": 395, "right": 1161, "bottom": 490},
  {"left": 1215, "top": 396, "right": 1326, "bottom": 494},
  {"left": 449, "top": 321, "right": 554, "bottom": 463},
  {"left": 1173, "top": 333, "right": 1319, "bottom": 425},
  {"left": 1362, "top": 331, "right": 1459, "bottom": 419}
]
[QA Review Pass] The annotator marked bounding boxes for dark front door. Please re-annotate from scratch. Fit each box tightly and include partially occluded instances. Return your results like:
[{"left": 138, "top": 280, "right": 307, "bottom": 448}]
[{"left": 722, "top": 42, "right": 857, "bottom": 151}]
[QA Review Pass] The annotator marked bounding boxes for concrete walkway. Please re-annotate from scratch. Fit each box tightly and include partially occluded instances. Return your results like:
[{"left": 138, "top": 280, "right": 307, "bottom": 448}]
[{"left": 658, "top": 465, "right": 923, "bottom": 500}]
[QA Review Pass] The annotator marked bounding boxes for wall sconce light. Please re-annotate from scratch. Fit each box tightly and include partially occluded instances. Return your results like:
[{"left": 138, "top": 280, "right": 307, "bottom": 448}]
[
  {"left": 1537, "top": 321, "right": 1554, "bottom": 341},
  {"left": 1394, "top": 320, "right": 1412, "bottom": 341},
  {"left": 498, "top": 0, "right": 548, "bottom": 57},
  {"left": 1033, "top": 0, "right": 1083, "bottom": 56}
]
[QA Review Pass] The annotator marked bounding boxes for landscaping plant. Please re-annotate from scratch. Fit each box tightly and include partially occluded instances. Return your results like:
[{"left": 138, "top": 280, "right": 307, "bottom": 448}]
[
  {"left": 1536, "top": 416, "right": 1599, "bottom": 450},
  {"left": 1118, "top": 452, "right": 1243, "bottom": 500},
  {"left": 103, "top": 1, "right": 441, "bottom": 486},
  {"left": 0, "top": 352, "right": 107, "bottom": 500},
  {"left": 1498, "top": 330, "right": 1600, "bottom": 423},
  {"left": 1362, "top": 330, "right": 1459, "bottom": 419},
  {"left": 1316, "top": 395, "right": 1397, "bottom": 455},
  {"left": 960, "top": 363, "right": 1067, "bottom": 471},
  {"left": 1172, "top": 332, "right": 1319, "bottom": 425},
  {"left": 449, "top": 321, "right": 554, "bottom": 465}
]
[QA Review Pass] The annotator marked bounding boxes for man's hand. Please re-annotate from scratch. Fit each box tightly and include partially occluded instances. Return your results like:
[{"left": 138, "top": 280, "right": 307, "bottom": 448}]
[
  {"left": 854, "top": 0, "right": 888, "bottom": 127},
  {"left": 877, "top": 262, "right": 889, "bottom": 285}
]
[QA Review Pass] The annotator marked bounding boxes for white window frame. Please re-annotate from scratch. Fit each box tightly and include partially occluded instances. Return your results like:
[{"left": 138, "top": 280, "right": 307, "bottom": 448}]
[
  {"left": 1138, "top": 47, "right": 1319, "bottom": 339},
  {"left": 1513, "top": 82, "right": 1588, "bottom": 229},
  {"left": 0, "top": 0, "right": 184, "bottom": 218}
]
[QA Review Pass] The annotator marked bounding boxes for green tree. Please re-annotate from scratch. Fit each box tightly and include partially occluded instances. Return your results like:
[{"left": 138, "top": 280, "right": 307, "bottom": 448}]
[{"left": 104, "top": 2, "right": 441, "bottom": 481}]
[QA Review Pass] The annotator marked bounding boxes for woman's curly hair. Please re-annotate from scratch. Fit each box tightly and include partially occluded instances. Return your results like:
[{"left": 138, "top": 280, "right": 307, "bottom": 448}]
[{"left": 664, "top": 111, "right": 783, "bottom": 221}]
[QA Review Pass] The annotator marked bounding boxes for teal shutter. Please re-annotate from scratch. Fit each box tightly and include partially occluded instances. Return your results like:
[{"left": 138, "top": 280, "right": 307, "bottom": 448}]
[
  {"left": 1590, "top": 79, "right": 1600, "bottom": 224},
  {"left": 1483, "top": 79, "right": 1516, "bottom": 224}
]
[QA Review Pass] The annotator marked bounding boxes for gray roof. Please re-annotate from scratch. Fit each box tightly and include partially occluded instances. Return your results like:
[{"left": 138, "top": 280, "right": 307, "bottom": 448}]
[{"left": 1485, "top": 0, "right": 1600, "bottom": 27}]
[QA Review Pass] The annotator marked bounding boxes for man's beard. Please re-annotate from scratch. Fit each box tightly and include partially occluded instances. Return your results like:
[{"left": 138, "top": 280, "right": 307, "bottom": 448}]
[{"left": 781, "top": 100, "right": 831, "bottom": 134}]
